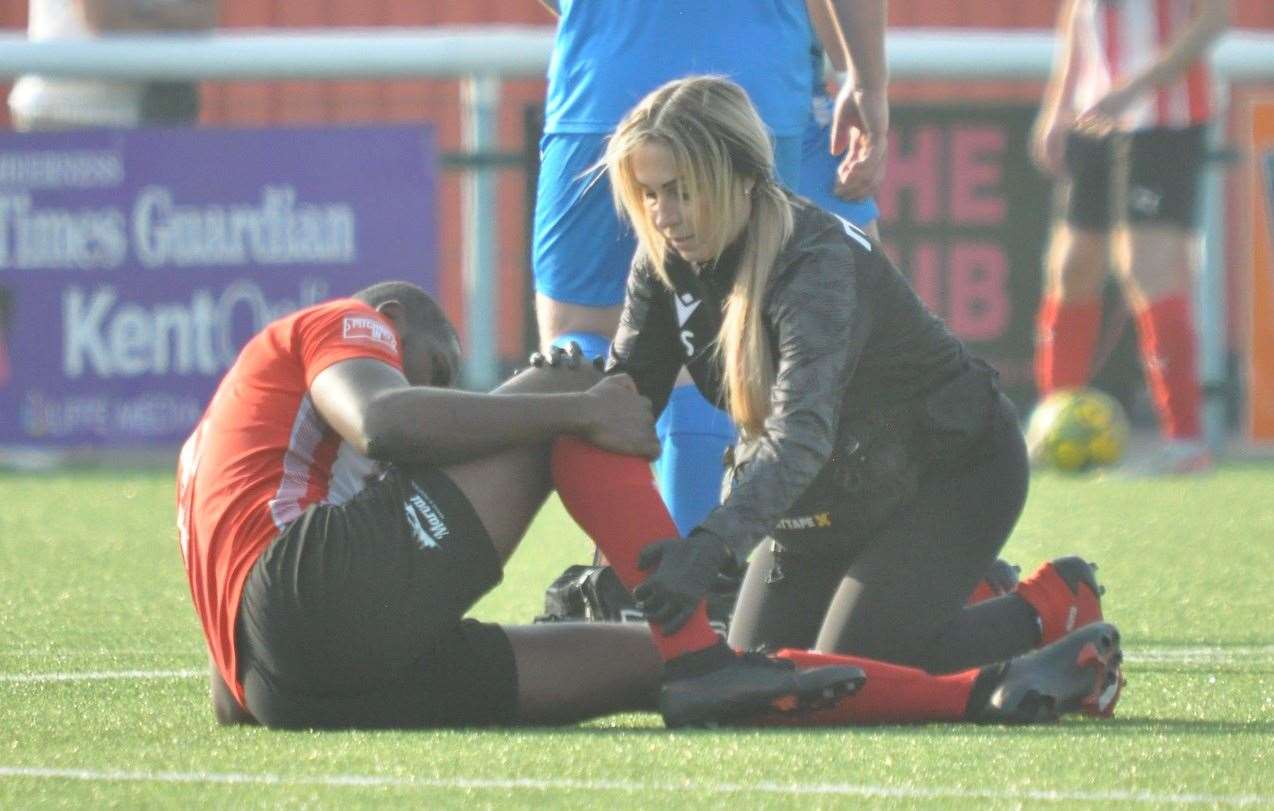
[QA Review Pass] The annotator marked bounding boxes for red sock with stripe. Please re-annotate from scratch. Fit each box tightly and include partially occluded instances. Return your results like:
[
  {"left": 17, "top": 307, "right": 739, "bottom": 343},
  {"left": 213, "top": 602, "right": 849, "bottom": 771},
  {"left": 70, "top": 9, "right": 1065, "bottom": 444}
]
[
  {"left": 550, "top": 436, "right": 720, "bottom": 660},
  {"left": 1133, "top": 294, "right": 1202, "bottom": 439},
  {"left": 1035, "top": 295, "right": 1102, "bottom": 393},
  {"left": 747, "top": 649, "right": 985, "bottom": 724}
]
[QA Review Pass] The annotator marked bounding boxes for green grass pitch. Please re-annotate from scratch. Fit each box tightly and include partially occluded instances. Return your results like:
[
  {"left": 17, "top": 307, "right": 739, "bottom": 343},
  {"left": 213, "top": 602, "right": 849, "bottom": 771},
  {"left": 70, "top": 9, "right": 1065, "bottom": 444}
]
[{"left": 2, "top": 462, "right": 1272, "bottom": 808}]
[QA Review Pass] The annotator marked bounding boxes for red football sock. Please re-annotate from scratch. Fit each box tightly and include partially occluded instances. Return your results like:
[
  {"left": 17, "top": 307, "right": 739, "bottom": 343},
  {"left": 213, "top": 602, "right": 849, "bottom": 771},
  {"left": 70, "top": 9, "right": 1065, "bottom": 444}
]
[
  {"left": 1035, "top": 295, "right": 1102, "bottom": 394},
  {"left": 754, "top": 649, "right": 979, "bottom": 725},
  {"left": 1133, "top": 295, "right": 1202, "bottom": 439},
  {"left": 550, "top": 436, "right": 720, "bottom": 660}
]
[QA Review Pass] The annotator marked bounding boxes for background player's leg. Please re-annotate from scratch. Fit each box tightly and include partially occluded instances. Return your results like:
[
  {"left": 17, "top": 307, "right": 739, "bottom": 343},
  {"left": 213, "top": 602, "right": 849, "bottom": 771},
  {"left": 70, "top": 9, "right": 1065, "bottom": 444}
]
[
  {"left": 1035, "top": 223, "right": 1109, "bottom": 393},
  {"left": 1111, "top": 124, "right": 1209, "bottom": 470},
  {"left": 533, "top": 132, "right": 631, "bottom": 356},
  {"left": 1036, "top": 131, "right": 1115, "bottom": 395},
  {"left": 1118, "top": 225, "right": 1204, "bottom": 443},
  {"left": 653, "top": 383, "right": 737, "bottom": 534}
]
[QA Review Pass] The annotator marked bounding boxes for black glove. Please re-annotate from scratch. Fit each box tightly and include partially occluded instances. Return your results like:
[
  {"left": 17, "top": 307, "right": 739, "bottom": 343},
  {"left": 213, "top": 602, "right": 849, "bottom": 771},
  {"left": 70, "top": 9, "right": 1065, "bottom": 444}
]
[
  {"left": 529, "top": 343, "right": 579, "bottom": 370},
  {"left": 633, "top": 530, "right": 731, "bottom": 634},
  {"left": 528, "top": 341, "right": 607, "bottom": 372}
]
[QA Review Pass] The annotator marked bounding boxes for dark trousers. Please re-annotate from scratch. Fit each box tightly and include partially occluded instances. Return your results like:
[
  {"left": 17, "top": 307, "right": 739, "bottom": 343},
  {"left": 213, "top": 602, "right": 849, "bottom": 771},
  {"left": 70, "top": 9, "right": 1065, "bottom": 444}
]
[{"left": 727, "top": 394, "right": 1039, "bottom": 673}]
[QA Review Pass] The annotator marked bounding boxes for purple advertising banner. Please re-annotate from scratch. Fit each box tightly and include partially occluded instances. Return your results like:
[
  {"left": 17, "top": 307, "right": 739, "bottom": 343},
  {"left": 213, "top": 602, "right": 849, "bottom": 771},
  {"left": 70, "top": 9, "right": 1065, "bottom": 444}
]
[{"left": 0, "top": 125, "right": 438, "bottom": 447}]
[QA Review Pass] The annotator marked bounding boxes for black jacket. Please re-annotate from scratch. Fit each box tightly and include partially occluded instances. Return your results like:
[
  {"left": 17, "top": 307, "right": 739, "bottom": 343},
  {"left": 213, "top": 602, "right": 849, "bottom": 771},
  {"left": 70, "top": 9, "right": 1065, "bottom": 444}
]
[{"left": 609, "top": 198, "right": 975, "bottom": 561}]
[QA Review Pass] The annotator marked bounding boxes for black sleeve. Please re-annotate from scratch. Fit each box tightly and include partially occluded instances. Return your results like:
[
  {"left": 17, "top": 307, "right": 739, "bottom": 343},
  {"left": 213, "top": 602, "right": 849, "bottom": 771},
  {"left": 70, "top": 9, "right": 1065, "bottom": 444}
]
[
  {"left": 606, "top": 258, "right": 682, "bottom": 417},
  {"left": 697, "top": 238, "right": 875, "bottom": 562}
]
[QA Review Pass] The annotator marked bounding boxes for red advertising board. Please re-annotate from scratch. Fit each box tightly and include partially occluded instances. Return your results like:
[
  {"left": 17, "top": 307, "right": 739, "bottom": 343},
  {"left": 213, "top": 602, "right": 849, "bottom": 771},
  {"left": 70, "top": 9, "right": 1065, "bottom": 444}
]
[{"left": 879, "top": 106, "right": 1054, "bottom": 409}]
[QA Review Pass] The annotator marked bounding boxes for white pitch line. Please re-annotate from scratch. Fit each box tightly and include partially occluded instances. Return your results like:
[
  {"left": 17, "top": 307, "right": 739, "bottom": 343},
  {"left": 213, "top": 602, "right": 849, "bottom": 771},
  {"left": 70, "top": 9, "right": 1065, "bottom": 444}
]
[
  {"left": 0, "top": 669, "right": 202, "bottom": 684},
  {"left": 1125, "top": 646, "right": 1274, "bottom": 664},
  {"left": 0, "top": 766, "right": 1270, "bottom": 806}
]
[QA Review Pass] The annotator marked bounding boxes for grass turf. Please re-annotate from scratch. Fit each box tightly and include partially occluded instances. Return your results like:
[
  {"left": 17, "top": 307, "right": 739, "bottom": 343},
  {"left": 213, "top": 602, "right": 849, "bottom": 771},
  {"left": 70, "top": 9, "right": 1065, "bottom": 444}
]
[{"left": 1, "top": 463, "right": 1272, "bottom": 808}]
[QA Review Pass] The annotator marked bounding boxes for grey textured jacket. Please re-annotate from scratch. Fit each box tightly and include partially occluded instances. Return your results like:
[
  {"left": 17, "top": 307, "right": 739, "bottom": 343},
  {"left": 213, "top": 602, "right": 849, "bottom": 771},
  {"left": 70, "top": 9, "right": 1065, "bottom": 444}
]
[{"left": 608, "top": 198, "right": 976, "bottom": 563}]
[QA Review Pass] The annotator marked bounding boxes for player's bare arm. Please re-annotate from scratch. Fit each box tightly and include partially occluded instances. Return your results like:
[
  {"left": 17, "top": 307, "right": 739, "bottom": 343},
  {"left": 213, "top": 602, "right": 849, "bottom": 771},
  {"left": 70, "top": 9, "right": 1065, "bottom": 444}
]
[
  {"left": 309, "top": 358, "right": 661, "bottom": 467},
  {"left": 1076, "top": 0, "right": 1228, "bottom": 128},
  {"left": 1031, "top": 0, "right": 1083, "bottom": 176},
  {"left": 826, "top": 0, "right": 888, "bottom": 200},
  {"left": 807, "top": 0, "right": 848, "bottom": 75}
]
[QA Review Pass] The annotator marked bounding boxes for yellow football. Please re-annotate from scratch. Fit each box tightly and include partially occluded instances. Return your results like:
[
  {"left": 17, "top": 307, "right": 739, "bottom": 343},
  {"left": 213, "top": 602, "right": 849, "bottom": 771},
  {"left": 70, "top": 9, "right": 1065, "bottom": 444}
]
[{"left": 1026, "top": 388, "right": 1131, "bottom": 473}]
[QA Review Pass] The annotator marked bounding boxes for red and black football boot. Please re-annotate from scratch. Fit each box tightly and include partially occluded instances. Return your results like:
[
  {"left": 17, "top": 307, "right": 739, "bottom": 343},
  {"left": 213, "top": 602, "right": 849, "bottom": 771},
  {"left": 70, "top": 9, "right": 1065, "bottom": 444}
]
[
  {"left": 1015, "top": 556, "right": 1104, "bottom": 645},
  {"left": 973, "top": 622, "right": 1125, "bottom": 723},
  {"left": 660, "top": 641, "right": 866, "bottom": 728}
]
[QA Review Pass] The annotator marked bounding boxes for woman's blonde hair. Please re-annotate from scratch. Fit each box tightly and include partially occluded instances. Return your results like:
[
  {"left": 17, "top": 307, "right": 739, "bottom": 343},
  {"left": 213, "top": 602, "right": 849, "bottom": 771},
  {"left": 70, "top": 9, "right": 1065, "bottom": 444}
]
[{"left": 603, "top": 75, "right": 794, "bottom": 437}]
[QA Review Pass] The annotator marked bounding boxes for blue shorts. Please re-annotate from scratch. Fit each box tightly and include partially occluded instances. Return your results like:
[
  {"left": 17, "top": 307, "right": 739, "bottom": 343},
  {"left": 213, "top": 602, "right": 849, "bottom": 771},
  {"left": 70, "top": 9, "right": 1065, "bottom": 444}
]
[
  {"left": 534, "top": 132, "right": 802, "bottom": 308},
  {"left": 798, "top": 105, "right": 879, "bottom": 228}
]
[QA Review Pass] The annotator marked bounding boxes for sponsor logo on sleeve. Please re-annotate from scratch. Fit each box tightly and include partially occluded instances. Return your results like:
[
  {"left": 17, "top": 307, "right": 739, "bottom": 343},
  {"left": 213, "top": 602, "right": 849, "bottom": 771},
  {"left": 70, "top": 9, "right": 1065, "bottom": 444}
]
[{"left": 342, "top": 314, "right": 398, "bottom": 352}]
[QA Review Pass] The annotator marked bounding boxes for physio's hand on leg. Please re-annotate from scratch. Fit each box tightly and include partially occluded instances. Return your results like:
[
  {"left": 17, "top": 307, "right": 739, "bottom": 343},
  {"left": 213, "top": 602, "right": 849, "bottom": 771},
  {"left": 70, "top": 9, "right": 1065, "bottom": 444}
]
[{"left": 634, "top": 530, "right": 730, "bottom": 633}]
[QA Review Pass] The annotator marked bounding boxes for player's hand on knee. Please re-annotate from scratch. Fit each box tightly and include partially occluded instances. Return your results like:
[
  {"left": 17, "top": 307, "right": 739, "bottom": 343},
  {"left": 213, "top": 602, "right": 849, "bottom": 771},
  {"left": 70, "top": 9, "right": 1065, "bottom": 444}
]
[
  {"left": 633, "top": 531, "right": 730, "bottom": 633},
  {"left": 581, "top": 373, "right": 660, "bottom": 458}
]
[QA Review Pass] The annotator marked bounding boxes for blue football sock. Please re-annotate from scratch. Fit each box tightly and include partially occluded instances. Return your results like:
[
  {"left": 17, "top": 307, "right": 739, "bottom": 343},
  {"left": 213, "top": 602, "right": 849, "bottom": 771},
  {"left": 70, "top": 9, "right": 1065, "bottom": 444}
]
[
  {"left": 654, "top": 385, "right": 737, "bottom": 536},
  {"left": 549, "top": 331, "right": 611, "bottom": 365}
]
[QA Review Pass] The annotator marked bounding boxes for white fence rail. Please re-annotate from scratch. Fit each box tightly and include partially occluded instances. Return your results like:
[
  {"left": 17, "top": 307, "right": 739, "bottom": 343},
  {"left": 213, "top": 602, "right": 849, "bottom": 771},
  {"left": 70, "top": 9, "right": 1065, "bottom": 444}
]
[
  {"left": 1, "top": 28, "right": 1272, "bottom": 81},
  {"left": 2, "top": 26, "right": 1272, "bottom": 446}
]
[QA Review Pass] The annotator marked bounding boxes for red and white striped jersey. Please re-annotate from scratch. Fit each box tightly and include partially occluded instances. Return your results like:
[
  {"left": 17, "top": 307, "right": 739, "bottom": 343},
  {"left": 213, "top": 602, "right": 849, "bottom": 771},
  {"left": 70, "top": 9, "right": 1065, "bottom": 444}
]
[
  {"left": 1071, "top": 0, "right": 1213, "bottom": 129},
  {"left": 176, "top": 299, "right": 403, "bottom": 704}
]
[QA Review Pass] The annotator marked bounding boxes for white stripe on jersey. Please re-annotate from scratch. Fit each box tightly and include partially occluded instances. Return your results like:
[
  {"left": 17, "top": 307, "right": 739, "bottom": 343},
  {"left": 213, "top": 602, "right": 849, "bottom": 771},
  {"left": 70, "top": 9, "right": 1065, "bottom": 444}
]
[
  {"left": 1074, "top": 0, "right": 1208, "bottom": 130},
  {"left": 326, "top": 440, "right": 381, "bottom": 507},
  {"left": 175, "top": 422, "right": 205, "bottom": 564},
  {"left": 1121, "top": 0, "right": 1159, "bottom": 128},
  {"left": 267, "top": 394, "right": 327, "bottom": 529}
]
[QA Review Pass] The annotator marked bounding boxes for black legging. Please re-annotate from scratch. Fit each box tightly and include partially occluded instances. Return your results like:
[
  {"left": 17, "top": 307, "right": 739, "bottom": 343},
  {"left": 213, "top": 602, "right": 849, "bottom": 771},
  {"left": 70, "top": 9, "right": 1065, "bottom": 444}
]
[{"left": 727, "top": 394, "right": 1039, "bottom": 674}]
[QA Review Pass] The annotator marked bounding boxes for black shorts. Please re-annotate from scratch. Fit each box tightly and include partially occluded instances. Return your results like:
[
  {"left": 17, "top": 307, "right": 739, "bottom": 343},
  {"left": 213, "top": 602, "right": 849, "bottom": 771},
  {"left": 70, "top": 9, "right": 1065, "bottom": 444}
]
[
  {"left": 235, "top": 464, "right": 519, "bottom": 729},
  {"left": 1058, "top": 125, "right": 1206, "bottom": 231}
]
